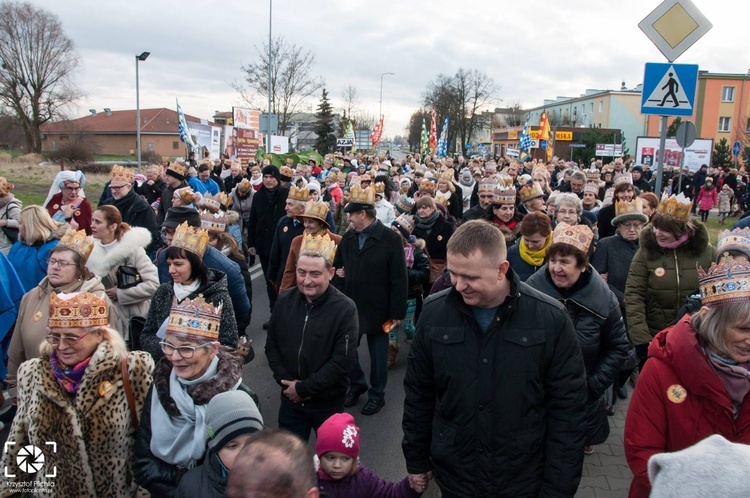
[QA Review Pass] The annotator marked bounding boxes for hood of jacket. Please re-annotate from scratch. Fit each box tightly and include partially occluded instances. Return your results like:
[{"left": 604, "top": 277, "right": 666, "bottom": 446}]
[
  {"left": 86, "top": 226, "right": 152, "bottom": 277},
  {"left": 195, "top": 269, "right": 228, "bottom": 296},
  {"left": 527, "top": 264, "right": 612, "bottom": 319},
  {"left": 639, "top": 222, "right": 710, "bottom": 261}
]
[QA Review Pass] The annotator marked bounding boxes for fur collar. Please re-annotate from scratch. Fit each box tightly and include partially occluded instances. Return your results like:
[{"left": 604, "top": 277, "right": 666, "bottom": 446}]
[
  {"left": 86, "top": 227, "right": 152, "bottom": 276},
  {"left": 153, "top": 347, "right": 243, "bottom": 417},
  {"left": 639, "top": 223, "right": 710, "bottom": 261}
]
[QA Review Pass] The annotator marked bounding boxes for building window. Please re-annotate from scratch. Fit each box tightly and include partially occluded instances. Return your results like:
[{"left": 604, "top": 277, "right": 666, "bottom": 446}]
[
  {"left": 590, "top": 103, "right": 594, "bottom": 112},
  {"left": 598, "top": 101, "right": 603, "bottom": 112},
  {"left": 173, "top": 141, "right": 179, "bottom": 149},
  {"left": 719, "top": 117, "right": 731, "bottom": 132},
  {"left": 722, "top": 86, "right": 735, "bottom": 102},
  {"left": 746, "top": 118, "right": 750, "bottom": 133}
]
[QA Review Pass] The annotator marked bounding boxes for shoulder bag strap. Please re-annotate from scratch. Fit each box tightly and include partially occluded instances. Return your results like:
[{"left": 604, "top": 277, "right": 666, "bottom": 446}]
[{"left": 120, "top": 356, "right": 139, "bottom": 434}]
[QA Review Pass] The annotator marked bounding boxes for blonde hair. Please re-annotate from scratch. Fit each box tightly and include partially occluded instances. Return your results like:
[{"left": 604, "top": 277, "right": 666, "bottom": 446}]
[
  {"left": 39, "top": 326, "right": 129, "bottom": 362},
  {"left": 19, "top": 205, "right": 62, "bottom": 245}
]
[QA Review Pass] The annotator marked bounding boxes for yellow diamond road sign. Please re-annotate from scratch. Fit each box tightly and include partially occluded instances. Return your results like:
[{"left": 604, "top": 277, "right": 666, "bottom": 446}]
[{"left": 639, "top": 0, "right": 712, "bottom": 62}]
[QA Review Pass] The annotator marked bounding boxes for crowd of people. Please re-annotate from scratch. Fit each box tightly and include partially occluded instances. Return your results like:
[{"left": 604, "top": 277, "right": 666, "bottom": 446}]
[{"left": 1, "top": 150, "right": 750, "bottom": 497}]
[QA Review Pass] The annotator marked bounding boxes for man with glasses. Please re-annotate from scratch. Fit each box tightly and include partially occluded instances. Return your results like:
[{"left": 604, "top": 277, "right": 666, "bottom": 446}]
[{"left": 44, "top": 170, "right": 93, "bottom": 234}]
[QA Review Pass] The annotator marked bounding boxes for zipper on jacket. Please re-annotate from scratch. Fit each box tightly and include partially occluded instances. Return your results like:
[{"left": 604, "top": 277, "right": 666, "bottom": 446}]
[
  {"left": 345, "top": 334, "right": 349, "bottom": 355},
  {"left": 298, "top": 306, "right": 311, "bottom": 376},
  {"left": 674, "top": 250, "right": 681, "bottom": 308}
]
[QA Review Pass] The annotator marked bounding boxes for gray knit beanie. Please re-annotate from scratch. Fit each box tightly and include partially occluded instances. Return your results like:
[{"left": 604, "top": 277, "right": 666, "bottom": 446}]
[{"left": 205, "top": 390, "right": 264, "bottom": 450}]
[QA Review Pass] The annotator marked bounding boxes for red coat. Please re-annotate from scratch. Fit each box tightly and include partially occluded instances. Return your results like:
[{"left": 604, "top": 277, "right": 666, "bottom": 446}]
[
  {"left": 695, "top": 185, "right": 717, "bottom": 211},
  {"left": 624, "top": 315, "right": 750, "bottom": 497},
  {"left": 44, "top": 192, "right": 93, "bottom": 235}
]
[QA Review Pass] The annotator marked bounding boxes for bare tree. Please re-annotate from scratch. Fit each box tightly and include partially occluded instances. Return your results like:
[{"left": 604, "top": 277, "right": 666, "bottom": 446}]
[
  {"left": 502, "top": 100, "right": 527, "bottom": 127},
  {"left": 233, "top": 36, "right": 323, "bottom": 138},
  {"left": 0, "top": 2, "right": 81, "bottom": 153}
]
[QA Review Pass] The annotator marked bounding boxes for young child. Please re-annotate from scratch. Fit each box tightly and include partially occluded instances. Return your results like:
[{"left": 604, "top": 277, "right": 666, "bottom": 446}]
[
  {"left": 316, "top": 413, "right": 426, "bottom": 497},
  {"left": 696, "top": 178, "right": 717, "bottom": 223},
  {"left": 177, "top": 390, "right": 264, "bottom": 498},
  {"left": 718, "top": 184, "right": 734, "bottom": 224}
]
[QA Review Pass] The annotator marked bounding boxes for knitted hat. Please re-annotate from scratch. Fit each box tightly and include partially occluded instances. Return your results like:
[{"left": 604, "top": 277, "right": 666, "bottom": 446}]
[
  {"left": 163, "top": 206, "right": 202, "bottom": 229},
  {"left": 262, "top": 165, "right": 281, "bottom": 181},
  {"left": 316, "top": 413, "right": 360, "bottom": 459},
  {"left": 205, "top": 390, "right": 264, "bottom": 450}
]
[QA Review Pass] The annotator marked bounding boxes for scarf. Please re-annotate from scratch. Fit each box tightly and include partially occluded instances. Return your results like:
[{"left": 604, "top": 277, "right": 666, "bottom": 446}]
[
  {"left": 263, "top": 186, "right": 279, "bottom": 204},
  {"left": 706, "top": 350, "right": 750, "bottom": 417},
  {"left": 657, "top": 232, "right": 690, "bottom": 249},
  {"left": 49, "top": 350, "right": 92, "bottom": 395},
  {"left": 494, "top": 217, "right": 518, "bottom": 231},
  {"left": 416, "top": 210, "right": 440, "bottom": 233},
  {"left": 519, "top": 234, "right": 552, "bottom": 267},
  {"left": 404, "top": 243, "right": 415, "bottom": 268},
  {"left": 174, "top": 279, "right": 201, "bottom": 302}
]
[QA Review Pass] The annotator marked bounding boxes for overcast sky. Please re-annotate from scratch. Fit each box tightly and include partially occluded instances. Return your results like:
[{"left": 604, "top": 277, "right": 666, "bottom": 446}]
[{"left": 29, "top": 0, "right": 747, "bottom": 139}]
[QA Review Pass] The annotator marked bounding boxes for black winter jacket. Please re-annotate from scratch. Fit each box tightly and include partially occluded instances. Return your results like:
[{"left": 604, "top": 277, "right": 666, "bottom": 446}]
[
  {"left": 412, "top": 213, "right": 454, "bottom": 261},
  {"left": 407, "top": 244, "right": 430, "bottom": 298},
  {"left": 525, "top": 266, "right": 629, "bottom": 445},
  {"left": 157, "top": 181, "right": 187, "bottom": 225},
  {"left": 176, "top": 447, "right": 226, "bottom": 498},
  {"left": 402, "top": 270, "right": 588, "bottom": 497},
  {"left": 590, "top": 233, "right": 639, "bottom": 303},
  {"left": 247, "top": 186, "right": 289, "bottom": 256},
  {"left": 596, "top": 203, "right": 617, "bottom": 240},
  {"left": 139, "top": 177, "right": 167, "bottom": 205},
  {"left": 267, "top": 215, "right": 305, "bottom": 285},
  {"left": 265, "top": 285, "right": 358, "bottom": 410},
  {"left": 102, "top": 188, "right": 160, "bottom": 254}
]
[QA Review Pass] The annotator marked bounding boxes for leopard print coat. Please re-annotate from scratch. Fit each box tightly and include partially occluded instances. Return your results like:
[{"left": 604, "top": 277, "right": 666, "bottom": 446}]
[{"left": 0, "top": 341, "right": 154, "bottom": 497}]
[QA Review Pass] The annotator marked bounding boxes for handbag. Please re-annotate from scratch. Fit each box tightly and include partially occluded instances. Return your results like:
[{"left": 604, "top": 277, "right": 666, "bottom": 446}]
[
  {"left": 1, "top": 209, "right": 18, "bottom": 243},
  {"left": 116, "top": 265, "right": 142, "bottom": 289},
  {"left": 121, "top": 356, "right": 139, "bottom": 434}
]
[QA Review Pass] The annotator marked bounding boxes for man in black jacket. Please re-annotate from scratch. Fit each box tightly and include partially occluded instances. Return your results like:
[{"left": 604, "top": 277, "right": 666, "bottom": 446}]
[
  {"left": 265, "top": 235, "right": 358, "bottom": 441},
  {"left": 267, "top": 186, "right": 307, "bottom": 292},
  {"left": 333, "top": 186, "right": 408, "bottom": 416},
  {"left": 138, "top": 164, "right": 167, "bottom": 205},
  {"left": 402, "top": 220, "right": 588, "bottom": 497},
  {"left": 156, "top": 162, "right": 187, "bottom": 226}
]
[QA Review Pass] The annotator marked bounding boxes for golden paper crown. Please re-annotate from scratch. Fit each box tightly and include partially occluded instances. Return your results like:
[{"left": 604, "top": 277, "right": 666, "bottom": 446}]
[
  {"left": 699, "top": 261, "right": 750, "bottom": 306},
  {"left": 419, "top": 179, "right": 436, "bottom": 193},
  {"left": 491, "top": 186, "right": 516, "bottom": 205},
  {"left": 613, "top": 172, "right": 633, "bottom": 186},
  {"left": 237, "top": 178, "right": 252, "bottom": 192},
  {"left": 553, "top": 222, "right": 594, "bottom": 255},
  {"left": 395, "top": 196, "right": 415, "bottom": 214},
  {"left": 279, "top": 166, "right": 294, "bottom": 178},
  {"left": 716, "top": 228, "right": 750, "bottom": 262},
  {"left": 439, "top": 169, "right": 455, "bottom": 183},
  {"left": 288, "top": 185, "right": 310, "bottom": 202},
  {"left": 434, "top": 192, "right": 450, "bottom": 207},
  {"left": 167, "top": 162, "right": 186, "bottom": 178},
  {"left": 349, "top": 184, "right": 375, "bottom": 206},
  {"left": 393, "top": 214, "right": 415, "bottom": 235},
  {"left": 498, "top": 173, "right": 514, "bottom": 187},
  {"left": 166, "top": 295, "right": 222, "bottom": 341},
  {"left": 199, "top": 158, "right": 212, "bottom": 167},
  {"left": 657, "top": 192, "right": 692, "bottom": 223},
  {"left": 297, "top": 200, "right": 330, "bottom": 226},
  {"left": 49, "top": 292, "right": 108, "bottom": 329},
  {"left": 478, "top": 178, "right": 499, "bottom": 194},
  {"left": 200, "top": 209, "right": 228, "bottom": 233},
  {"left": 200, "top": 192, "right": 230, "bottom": 212},
  {"left": 519, "top": 182, "right": 544, "bottom": 203},
  {"left": 111, "top": 165, "right": 135, "bottom": 184},
  {"left": 299, "top": 232, "right": 337, "bottom": 265},
  {"left": 172, "top": 222, "right": 209, "bottom": 257},
  {"left": 374, "top": 182, "right": 386, "bottom": 195},
  {"left": 161, "top": 156, "right": 170, "bottom": 164},
  {"left": 584, "top": 168, "right": 601, "bottom": 181},
  {"left": 57, "top": 229, "right": 94, "bottom": 261},
  {"left": 174, "top": 186, "right": 195, "bottom": 205},
  {"left": 612, "top": 198, "right": 648, "bottom": 225},
  {"left": 532, "top": 165, "right": 548, "bottom": 178},
  {"left": 583, "top": 183, "right": 600, "bottom": 195},
  {"left": 359, "top": 173, "right": 372, "bottom": 183}
]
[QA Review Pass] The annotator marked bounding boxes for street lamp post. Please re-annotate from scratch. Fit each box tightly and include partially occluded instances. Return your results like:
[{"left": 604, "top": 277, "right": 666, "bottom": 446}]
[
  {"left": 267, "top": 0, "right": 272, "bottom": 156},
  {"left": 135, "top": 51, "right": 150, "bottom": 174},
  {"left": 379, "top": 72, "right": 395, "bottom": 119}
]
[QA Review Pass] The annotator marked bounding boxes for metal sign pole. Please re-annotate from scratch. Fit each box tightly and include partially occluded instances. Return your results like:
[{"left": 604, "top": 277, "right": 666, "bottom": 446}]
[{"left": 655, "top": 116, "right": 668, "bottom": 198}]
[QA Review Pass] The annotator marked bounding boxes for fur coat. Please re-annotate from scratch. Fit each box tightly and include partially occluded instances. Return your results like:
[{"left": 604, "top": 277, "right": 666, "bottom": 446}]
[
  {"left": 0, "top": 341, "right": 154, "bottom": 497},
  {"left": 87, "top": 227, "right": 160, "bottom": 337}
]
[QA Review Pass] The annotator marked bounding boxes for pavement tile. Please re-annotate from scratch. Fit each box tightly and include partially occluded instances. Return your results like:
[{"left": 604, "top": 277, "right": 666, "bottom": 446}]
[
  {"left": 606, "top": 476, "right": 632, "bottom": 490},
  {"left": 579, "top": 476, "right": 610, "bottom": 490}
]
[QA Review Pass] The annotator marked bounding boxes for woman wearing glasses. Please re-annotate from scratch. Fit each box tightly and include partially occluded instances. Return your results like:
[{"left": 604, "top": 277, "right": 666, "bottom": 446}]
[
  {"left": 6, "top": 229, "right": 117, "bottom": 390},
  {"left": 1, "top": 291, "right": 154, "bottom": 497},
  {"left": 138, "top": 223, "right": 238, "bottom": 362},
  {"left": 133, "top": 295, "right": 250, "bottom": 497},
  {"left": 43, "top": 169, "right": 93, "bottom": 235}
]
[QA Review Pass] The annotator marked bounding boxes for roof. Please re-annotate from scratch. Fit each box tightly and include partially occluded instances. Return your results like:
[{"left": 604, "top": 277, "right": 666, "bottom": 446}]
[{"left": 41, "top": 108, "right": 211, "bottom": 134}]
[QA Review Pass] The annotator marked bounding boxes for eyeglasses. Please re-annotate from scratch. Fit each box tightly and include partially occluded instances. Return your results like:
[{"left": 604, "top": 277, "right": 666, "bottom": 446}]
[
  {"left": 109, "top": 185, "right": 127, "bottom": 192},
  {"left": 620, "top": 222, "right": 644, "bottom": 230},
  {"left": 159, "top": 341, "right": 212, "bottom": 359},
  {"left": 45, "top": 258, "right": 76, "bottom": 268},
  {"left": 46, "top": 329, "right": 96, "bottom": 347}
]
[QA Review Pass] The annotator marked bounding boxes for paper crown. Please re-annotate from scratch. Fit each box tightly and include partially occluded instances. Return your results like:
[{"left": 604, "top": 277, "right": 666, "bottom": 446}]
[
  {"left": 497, "top": 173, "right": 514, "bottom": 187},
  {"left": 200, "top": 192, "right": 230, "bottom": 212},
  {"left": 519, "top": 182, "right": 545, "bottom": 203},
  {"left": 478, "top": 178, "right": 499, "bottom": 193},
  {"left": 532, "top": 165, "right": 548, "bottom": 178},
  {"left": 161, "top": 156, "right": 170, "bottom": 164},
  {"left": 279, "top": 166, "right": 294, "bottom": 179},
  {"left": 237, "top": 178, "right": 252, "bottom": 192},
  {"left": 395, "top": 196, "right": 415, "bottom": 214},
  {"left": 171, "top": 222, "right": 209, "bottom": 257},
  {"left": 584, "top": 168, "right": 601, "bottom": 181},
  {"left": 698, "top": 261, "right": 750, "bottom": 306},
  {"left": 613, "top": 172, "right": 633, "bottom": 186},
  {"left": 166, "top": 295, "right": 222, "bottom": 341},
  {"left": 297, "top": 200, "right": 329, "bottom": 226},
  {"left": 491, "top": 186, "right": 516, "bottom": 205},
  {"left": 111, "top": 165, "right": 135, "bottom": 184},
  {"left": 57, "top": 229, "right": 94, "bottom": 261},
  {"left": 434, "top": 192, "right": 450, "bottom": 207},
  {"left": 583, "top": 183, "right": 600, "bottom": 195},
  {"left": 299, "top": 232, "right": 337, "bottom": 265},
  {"left": 288, "top": 185, "right": 310, "bottom": 202},
  {"left": 392, "top": 214, "right": 415, "bottom": 235},
  {"left": 374, "top": 182, "right": 386, "bottom": 195},
  {"left": 49, "top": 292, "right": 108, "bottom": 329},
  {"left": 200, "top": 209, "right": 228, "bottom": 233},
  {"left": 657, "top": 192, "right": 693, "bottom": 223},
  {"left": 349, "top": 184, "right": 375, "bottom": 206},
  {"left": 174, "top": 186, "right": 195, "bottom": 205},
  {"left": 612, "top": 198, "right": 648, "bottom": 225},
  {"left": 439, "top": 169, "right": 455, "bottom": 183},
  {"left": 419, "top": 179, "right": 436, "bottom": 193},
  {"left": 716, "top": 228, "right": 750, "bottom": 262},
  {"left": 553, "top": 222, "right": 594, "bottom": 255},
  {"left": 359, "top": 173, "right": 372, "bottom": 182},
  {"left": 167, "top": 162, "right": 186, "bottom": 178}
]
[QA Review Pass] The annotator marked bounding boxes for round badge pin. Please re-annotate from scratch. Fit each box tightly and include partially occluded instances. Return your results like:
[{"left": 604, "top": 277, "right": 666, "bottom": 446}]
[
  {"left": 98, "top": 381, "right": 114, "bottom": 397},
  {"left": 667, "top": 384, "right": 687, "bottom": 404},
  {"left": 52, "top": 204, "right": 59, "bottom": 210},
  {"left": 655, "top": 267, "right": 666, "bottom": 277},
  {"left": 33, "top": 311, "right": 43, "bottom": 322},
  {"left": 283, "top": 226, "right": 288, "bottom": 233},
  {"left": 437, "top": 235, "right": 443, "bottom": 241}
]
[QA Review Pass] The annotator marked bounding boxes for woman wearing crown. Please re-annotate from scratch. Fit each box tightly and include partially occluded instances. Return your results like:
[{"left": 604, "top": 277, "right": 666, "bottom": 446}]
[
  {"left": 1, "top": 291, "right": 154, "bottom": 497},
  {"left": 624, "top": 259, "right": 750, "bottom": 497},
  {"left": 43, "top": 169, "right": 93, "bottom": 235},
  {"left": 139, "top": 222, "right": 238, "bottom": 362}
]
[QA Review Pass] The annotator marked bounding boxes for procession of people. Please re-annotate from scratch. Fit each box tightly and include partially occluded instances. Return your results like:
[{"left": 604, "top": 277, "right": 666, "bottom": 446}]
[{"left": 2, "top": 151, "right": 750, "bottom": 497}]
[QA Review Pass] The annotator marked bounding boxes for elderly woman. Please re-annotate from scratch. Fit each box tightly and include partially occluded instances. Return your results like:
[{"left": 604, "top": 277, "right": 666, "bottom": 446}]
[
  {"left": 133, "top": 295, "right": 250, "bottom": 497},
  {"left": 6, "top": 229, "right": 118, "bottom": 389},
  {"left": 413, "top": 196, "right": 455, "bottom": 291},
  {"left": 44, "top": 169, "right": 92, "bottom": 234},
  {"left": 0, "top": 177, "right": 22, "bottom": 255},
  {"left": 7, "top": 205, "right": 69, "bottom": 291},
  {"left": 138, "top": 164, "right": 167, "bottom": 205},
  {"left": 507, "top": 211, "right": 553, "bottom": 282},
  {"left": 1, "top": 291, "right": 154, "bottom": 497},
  {"left": 87, "top": 205, "right": 160, "bottom": 337},
  {"left": 554, "top": 193, "right": 589, "bottom": 228},
  {"left": 625, "top": 193, "right": 713, "bottom": 369},
  {"left": 139, "top": 223, "right": 238, "bottom": 362},
  {"left": 527, "top": 223, "right": 628, "bottom": 454},
  {"left": 624, "top": 260, "right": 750, "bottom": 497}
]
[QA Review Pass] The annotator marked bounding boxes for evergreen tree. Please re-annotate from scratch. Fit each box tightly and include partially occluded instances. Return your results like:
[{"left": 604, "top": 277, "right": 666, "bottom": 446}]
[
  {"left": 712, "top": 138, "right": 732, "bottom": 169},
  {"left": 666, "top": 117, "right": 682, "bottom": 137},
  {"left": 313, "top": 88, "right": 336, "bottom": 154}
]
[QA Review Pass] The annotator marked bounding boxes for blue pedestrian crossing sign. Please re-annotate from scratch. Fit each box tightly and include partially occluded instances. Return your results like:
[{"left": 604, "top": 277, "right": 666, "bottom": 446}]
[{"left": 641, "top": 63, "right": 699, "bottom": 117}]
